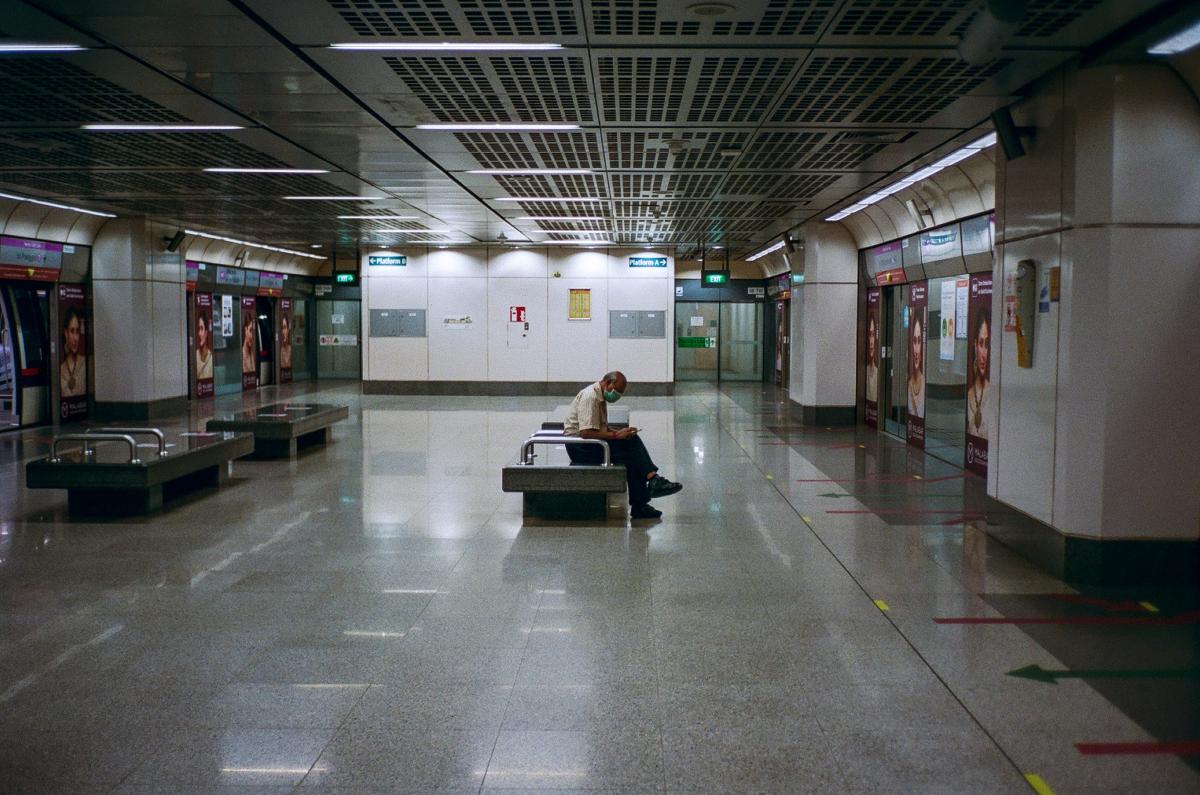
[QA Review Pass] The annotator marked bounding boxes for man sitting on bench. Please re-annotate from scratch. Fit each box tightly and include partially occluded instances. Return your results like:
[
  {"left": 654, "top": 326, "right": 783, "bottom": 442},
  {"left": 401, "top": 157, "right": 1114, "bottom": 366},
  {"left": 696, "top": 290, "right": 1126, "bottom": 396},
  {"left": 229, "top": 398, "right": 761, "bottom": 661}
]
[{"left": 564, "top": 370, "right": 682, "bottom": 519}]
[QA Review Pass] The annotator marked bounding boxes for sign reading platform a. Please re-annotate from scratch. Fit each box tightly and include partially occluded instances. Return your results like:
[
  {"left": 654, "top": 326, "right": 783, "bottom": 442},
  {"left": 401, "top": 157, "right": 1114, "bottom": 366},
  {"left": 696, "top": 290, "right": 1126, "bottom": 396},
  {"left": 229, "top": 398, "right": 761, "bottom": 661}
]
[{"left": 628, "top": 255, "right": 667, "bottom": 268}]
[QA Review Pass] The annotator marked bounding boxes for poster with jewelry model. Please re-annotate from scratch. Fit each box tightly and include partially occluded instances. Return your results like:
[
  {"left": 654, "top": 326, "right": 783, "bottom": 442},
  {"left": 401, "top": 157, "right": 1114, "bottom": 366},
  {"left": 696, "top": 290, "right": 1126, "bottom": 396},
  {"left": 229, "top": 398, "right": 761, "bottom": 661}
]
[
  {"left": 193, "top": 292, "right": 214, "bottom": 398},
  {"left": 57, "top": 284, "right": 88, "bottom": 421},
  {"left": 864, "top": 288, "right": 881, "bottom": 428},
  {"left": 965, "top": 274, "right": 993, "bottom": 476},
  {"left": 905, "top": 281, "right": 927, "bottom": 448}
]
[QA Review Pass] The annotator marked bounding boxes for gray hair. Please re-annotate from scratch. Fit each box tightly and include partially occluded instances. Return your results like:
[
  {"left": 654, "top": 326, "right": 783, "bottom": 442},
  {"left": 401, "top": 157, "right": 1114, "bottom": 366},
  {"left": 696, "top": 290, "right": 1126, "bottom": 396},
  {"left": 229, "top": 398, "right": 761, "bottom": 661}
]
[{"left": 602, "top": 370, "right": 624, "bottom": 384}]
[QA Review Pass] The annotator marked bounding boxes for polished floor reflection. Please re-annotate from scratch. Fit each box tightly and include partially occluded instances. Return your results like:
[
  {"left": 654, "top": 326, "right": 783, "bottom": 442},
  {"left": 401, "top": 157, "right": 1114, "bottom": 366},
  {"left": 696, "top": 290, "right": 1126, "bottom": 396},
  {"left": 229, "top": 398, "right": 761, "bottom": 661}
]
[{"left": 0, "top": 381, "right": 1196, "bottom": 793}]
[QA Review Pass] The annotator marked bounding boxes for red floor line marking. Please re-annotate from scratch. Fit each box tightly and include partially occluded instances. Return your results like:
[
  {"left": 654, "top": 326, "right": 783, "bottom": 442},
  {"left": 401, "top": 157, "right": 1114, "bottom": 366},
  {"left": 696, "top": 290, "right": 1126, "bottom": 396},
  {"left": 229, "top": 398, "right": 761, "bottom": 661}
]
[
  {"left": 1075, "top": 741, "right": 1200, "bottom": 756},
  {"left": 1050, "top": 594, "right": 1147, "bottom": 612},
  {"left": 826, "top": 509, "right": 987, "bottom": 516},
  {"left": 934, "top": 609, "right": 1200, "bottom": 626}
]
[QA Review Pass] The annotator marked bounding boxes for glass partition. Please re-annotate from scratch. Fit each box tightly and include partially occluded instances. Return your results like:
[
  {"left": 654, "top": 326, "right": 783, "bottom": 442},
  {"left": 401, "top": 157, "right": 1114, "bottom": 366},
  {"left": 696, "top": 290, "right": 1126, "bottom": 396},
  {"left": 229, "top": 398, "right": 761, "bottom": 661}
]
[
  {"left": 719, "top": 302, "right": 763, "bottom": 381},
  {"left": 923, "top": 275, "right": 969, "bottom": 465}
]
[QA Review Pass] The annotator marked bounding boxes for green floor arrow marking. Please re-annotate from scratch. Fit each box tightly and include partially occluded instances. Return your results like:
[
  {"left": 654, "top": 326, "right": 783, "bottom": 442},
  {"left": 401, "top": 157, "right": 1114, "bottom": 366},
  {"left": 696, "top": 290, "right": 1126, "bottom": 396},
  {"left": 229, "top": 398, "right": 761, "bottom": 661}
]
[{"left": 1007, "top": 664, "right": 1200, "bottom": 684}]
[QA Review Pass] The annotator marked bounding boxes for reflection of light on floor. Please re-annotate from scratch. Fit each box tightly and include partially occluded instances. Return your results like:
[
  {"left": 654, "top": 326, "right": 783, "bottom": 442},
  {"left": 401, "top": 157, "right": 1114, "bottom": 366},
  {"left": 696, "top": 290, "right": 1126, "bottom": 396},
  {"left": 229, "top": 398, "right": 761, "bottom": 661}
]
[
  {"left": 221, "top": 766, "right": 326, "bottom": 775},
  {"left": 293, "top": 683, "right": 367, "bottom": 688},
  {"left": 343, "top": 630, "right": 405, "bottom": 638},
  {"left": 382, "top": 589, "right": 438, "bottom": 594}
]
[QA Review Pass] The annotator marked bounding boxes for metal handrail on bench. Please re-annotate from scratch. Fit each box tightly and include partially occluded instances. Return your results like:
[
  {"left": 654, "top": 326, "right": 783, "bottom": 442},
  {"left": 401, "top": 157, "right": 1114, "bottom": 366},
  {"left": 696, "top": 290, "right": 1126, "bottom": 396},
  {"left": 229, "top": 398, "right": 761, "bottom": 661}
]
[
  {"left": 519, "top": 436, "right": 611, "bottom": 466},
  {"left": 50, "top": 433, "right": 141, "bottom": 465},
  {"left": 87, "top": 427, "right": 167, "bottom": 457}
]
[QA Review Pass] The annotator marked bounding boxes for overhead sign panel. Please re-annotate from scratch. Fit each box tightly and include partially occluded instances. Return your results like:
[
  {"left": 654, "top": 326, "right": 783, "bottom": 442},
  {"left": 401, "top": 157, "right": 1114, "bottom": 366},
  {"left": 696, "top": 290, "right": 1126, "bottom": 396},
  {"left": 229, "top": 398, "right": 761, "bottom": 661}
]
[
  {"left": 628, "top": 255, "right": 667, "bottom": 268},
  {"left": 368, "top": 254, "right": 407, "bottom": 267},
  {"left": 0, "top": 237, "right": 63, "bottom": 280}
]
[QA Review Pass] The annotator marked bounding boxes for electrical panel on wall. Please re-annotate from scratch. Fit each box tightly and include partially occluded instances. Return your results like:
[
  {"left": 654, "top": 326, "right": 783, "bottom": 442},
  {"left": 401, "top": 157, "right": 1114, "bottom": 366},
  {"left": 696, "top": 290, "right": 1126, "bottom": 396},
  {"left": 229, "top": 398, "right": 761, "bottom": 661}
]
[
  {"left": 370, "top": 309, "right": 426, "bottom": 338},
  {"left": 609, "top": 310, "right": 666, "bottom": 339}
]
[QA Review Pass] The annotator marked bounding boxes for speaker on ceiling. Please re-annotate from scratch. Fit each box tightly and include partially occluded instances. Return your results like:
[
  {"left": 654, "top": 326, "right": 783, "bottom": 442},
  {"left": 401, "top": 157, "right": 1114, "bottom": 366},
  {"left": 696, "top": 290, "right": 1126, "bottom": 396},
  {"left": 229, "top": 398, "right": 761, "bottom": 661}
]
[
  {"left": 991, "top": 106, "right": 1027, "bottom": 161},
  {"left": 783, "top": 233, "right": 796, "bottom": 255},
  {"left": 165, "top": 230, "right": 186, "bottom": 252}
]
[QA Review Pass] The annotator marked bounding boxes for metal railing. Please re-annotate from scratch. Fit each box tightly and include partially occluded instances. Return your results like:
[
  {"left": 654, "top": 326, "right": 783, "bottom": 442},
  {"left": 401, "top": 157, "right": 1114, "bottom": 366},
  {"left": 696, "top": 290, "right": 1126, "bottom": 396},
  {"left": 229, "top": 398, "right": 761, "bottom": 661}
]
[
  {"left": 87, "top": 427, "right": 167, "bottom": 457},
  {"left": 519, "top": 436, "right": 611, "bottom": 466},
  {"left": 50, "top": 433, "right": 140, "bottom": 465}
]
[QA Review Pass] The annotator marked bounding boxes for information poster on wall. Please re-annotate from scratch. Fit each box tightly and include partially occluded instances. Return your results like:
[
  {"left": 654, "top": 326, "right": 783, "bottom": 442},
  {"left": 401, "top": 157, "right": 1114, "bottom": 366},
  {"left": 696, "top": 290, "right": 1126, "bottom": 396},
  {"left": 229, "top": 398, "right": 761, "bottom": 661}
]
[
  {"left": 221, "top": 294, "right": 234, "bottom": 339},
  {"left": 57, "top": 284, "right": 88, "bottom": 421},
  {"left": 864, "top": 288, "right": 881, "bottom": 428},
  {"left": 443, "top": 315, "right": 473, "bottom": 330},
  {"left": 905, "top": 281, "right": 928, "bottom": 448},
  {"left": 955, "top": 278, "right": 969, "bottom": 338},
  {"left": 279, "top": 298, "right": 293, "bottom": 384},
  {"left": 193, "top": 292, "right": 214, "bottom": 398},
  {"left": 240, "top": 296, "right": 257, "bottom": 390},
  {"left": 965, "top": 274, "right": 993, "bottom": 476},
  {"left": 939, "top": 282, "right": 956, "bottom": 361},
  {"left": 568, "top": 289, "right": 591, "bottom": 320}
]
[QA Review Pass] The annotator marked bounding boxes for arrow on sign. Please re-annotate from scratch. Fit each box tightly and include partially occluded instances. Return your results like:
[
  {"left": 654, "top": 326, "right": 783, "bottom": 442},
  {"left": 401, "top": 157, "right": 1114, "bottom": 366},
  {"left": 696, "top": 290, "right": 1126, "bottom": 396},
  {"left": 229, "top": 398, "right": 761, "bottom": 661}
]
[{"left": 1007, "top": 664, "right": 1200, "bottom": 684}]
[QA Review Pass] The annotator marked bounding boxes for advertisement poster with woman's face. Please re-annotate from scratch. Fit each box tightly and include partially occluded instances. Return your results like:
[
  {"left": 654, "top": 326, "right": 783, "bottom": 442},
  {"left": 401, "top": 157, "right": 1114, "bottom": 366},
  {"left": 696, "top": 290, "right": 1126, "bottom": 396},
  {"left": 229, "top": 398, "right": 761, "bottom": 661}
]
[
  {"left": 279, "top": 298, "right": 293, "bottom": 384},
  {"left": 57, "top": 284, "right": 88, "bottom": 421},
  {"left": 241, "top": 296, "right": 257, "bottom": 390},
  {"left": 193, "top": 292, "right": 214, "bottom": 398},
  {"left": 864, "top": 288, "right": 881, "bottom": 428},
  {"left": 965, "top": 274, "right": 993, "bottom": 476},
  {"left": 906, "top": 281, "right": 927, "bottom": 448}
]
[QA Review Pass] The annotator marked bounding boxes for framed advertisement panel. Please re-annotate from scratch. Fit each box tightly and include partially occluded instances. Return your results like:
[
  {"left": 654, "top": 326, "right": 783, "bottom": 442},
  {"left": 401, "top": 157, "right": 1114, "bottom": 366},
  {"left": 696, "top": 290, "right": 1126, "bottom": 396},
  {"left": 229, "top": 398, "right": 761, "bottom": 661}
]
[
  {"left": 57, "top": 284, "right": 88, "bottom": 421},
  {"left": 905, "top": 281, "right": 928, "bottom": 448},
  {"left": 279, "top": 298, "right": 293, "bottom": 384},
  {"left": 240, "top": 295, "right": 257, "bottom": 390},
  {"left": 965, "top": 274, "right": 993, "bottom": 476},
  {"left": 864, "top": 287, "right": 881, "bottom": 428},
  {"left": 194, "top": 292, "right": 214, "bottom": 398}
]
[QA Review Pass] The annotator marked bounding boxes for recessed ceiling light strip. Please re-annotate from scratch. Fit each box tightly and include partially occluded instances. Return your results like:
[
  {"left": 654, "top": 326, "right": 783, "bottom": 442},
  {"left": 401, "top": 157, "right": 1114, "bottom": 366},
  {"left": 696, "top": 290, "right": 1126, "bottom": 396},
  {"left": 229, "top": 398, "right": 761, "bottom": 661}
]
[
  {"left": 204, "top": 167, "right": 329, "bottom": 174},
  {"left": 0, "top": 190, "right": 116, "bottom": 218},
  {"left": 468, "top": 168, "right": 593, "bottom": 175},
  {"left": 1148, "top": 20, "right": 1200, "bottom": 55},
  {"left": 746, "top": 240, "right": 786, "bottom": 262},
  {"left": 417, "top": 123, "right": 581, "bottom": 131},
  {"left": 83, "top": 124, "right": 245, "bottom": 131},
  {"left": 337, "top": 215, "right": 420, "bottom": 220},
  {"left": 825, "top": 133, "right": 996, "bottom": 222},
  {"left": 495, "top": 197, "right": 607, "bottom": 203},
  {"left": 283, "top": 195, "right": 385, "bottom": 201},
  {"left": 184, "top": 229, "right": 327, "bottom": 260},
  {"left": 330, "top": 42, "right": 564, "bottom": 51},
  {"left": 0, "top": 44, "right": 87, "bottom": 52}
]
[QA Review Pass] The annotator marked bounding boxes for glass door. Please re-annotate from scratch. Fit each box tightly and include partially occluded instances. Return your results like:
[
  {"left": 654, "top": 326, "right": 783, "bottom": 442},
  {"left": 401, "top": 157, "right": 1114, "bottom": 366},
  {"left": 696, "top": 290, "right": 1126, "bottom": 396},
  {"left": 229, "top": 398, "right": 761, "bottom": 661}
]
[
  {"left": 719, "top": 302, "right": 763, "bottom": 381},
  {"left": 924, "top": 275, "right": 969, "bottom": 466},
  {"left": 881, "top": 285, "right": 909, "bottom": 438},
  {"left": 316, "top": 299, "right": 361, "bottom": 379},
  {"left": 674, "top": 302, "right": 720, "bottom": 381},
  {"left": 0, "top": 288, "right": 16, "bottom": 428}
]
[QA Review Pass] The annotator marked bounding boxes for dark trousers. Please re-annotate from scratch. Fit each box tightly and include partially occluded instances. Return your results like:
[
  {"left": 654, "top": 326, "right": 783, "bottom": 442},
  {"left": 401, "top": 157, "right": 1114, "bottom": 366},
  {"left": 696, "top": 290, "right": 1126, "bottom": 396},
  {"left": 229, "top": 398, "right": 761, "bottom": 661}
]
[{"left": 567, "top": 435, "right": 658, "bottom": 506}]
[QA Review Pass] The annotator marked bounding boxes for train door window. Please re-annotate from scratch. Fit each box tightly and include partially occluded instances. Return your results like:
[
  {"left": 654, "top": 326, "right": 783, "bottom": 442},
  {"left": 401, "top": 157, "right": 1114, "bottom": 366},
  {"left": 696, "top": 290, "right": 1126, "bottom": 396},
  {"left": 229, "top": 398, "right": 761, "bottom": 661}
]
[
  {"left": 256, "top": 297, "right": 274, "bottom": 386},
  {"left": 923, "top": 276, "right": 969, "bottom": 466},
  {"left": 881, "top": 285, "right": 909, "bottom": 439}
]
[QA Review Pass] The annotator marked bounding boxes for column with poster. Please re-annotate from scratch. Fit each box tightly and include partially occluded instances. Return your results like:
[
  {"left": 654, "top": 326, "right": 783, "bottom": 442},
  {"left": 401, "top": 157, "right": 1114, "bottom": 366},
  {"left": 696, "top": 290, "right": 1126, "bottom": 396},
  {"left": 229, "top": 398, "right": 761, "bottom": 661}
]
[
  {"left": 193, "top": 292, "right": 214, "bottom": 398},
  {"left": 240, "top": 295, "right": 257, "bottom": 390},
  {"left": 905, "top": 281, "right": 928, "bottom": 448},
  {"left": 57, "top": 284, "right": 88, "bottom": 421},
  {"left": 965, "top": 274, "right": 993, "bottom": 476},
  {"left": 279, "top": 298, "right": 293, "bottom": 384},
  {"left": 864, "top": 288, "right": 881, "bottom": 428}
]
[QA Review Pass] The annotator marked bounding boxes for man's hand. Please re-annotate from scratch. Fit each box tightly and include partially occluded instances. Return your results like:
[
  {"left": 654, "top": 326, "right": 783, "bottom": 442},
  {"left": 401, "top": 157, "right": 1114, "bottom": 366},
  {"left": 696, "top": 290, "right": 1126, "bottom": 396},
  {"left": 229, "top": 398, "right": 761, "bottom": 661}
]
[{"left": 615, "top": 427, "right": 638, "bottom": 439}]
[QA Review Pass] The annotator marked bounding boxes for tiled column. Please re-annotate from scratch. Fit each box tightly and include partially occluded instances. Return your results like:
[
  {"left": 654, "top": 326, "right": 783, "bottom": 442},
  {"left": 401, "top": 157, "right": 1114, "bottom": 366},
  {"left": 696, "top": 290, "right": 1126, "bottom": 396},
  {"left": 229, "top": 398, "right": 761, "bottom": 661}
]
[
  {"left": 787, "top": 222, "right": 858, "bottom": 424},
  {"left": 91, "top": 218, "right": 188, "bottom": 419}
]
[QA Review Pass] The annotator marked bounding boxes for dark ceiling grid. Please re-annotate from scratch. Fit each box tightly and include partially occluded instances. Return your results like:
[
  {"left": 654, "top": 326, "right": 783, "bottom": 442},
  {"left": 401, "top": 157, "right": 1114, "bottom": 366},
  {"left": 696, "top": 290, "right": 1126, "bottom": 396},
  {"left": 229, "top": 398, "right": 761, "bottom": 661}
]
[
  {"left": 828, "top": 0, "right": 975, "bottom": 38},
  {"left": 455, "top": 131, "right": 604, "bottom": 171},
  {"left": 607, "top": 131, "right": 750, "bottom": 171},
  {"left": 0, "top": 57, "right": 188, "bottom": 125}
]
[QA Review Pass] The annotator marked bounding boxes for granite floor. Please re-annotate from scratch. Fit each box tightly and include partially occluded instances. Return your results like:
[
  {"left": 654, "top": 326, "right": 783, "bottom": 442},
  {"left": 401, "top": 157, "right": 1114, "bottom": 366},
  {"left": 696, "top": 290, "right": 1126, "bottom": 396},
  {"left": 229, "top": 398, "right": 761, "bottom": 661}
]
[{"left": 0, "top": 381, "right": 1196, "bottom": 794}]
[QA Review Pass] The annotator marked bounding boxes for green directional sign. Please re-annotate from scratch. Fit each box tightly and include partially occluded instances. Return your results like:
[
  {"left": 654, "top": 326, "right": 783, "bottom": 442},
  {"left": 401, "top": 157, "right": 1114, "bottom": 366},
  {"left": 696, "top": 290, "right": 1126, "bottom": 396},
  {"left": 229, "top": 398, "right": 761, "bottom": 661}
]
[
  {"left": 1007, "top": 664, "right": 1200, "bottom": 684},
  {"left": 678, "top": 336, "right": 714, "bottom": 349},
  {"left": 628, "top": 255, "right": 667, "bottom": 268},
  {"left": 335, "top": 272, "right": 357, "bottom": 284},
  {"left": 702, "top": 271, "right": 729, "bottom": 286},
  {"left": 368, "top": 254, "right": 407, "bottom": 267}
]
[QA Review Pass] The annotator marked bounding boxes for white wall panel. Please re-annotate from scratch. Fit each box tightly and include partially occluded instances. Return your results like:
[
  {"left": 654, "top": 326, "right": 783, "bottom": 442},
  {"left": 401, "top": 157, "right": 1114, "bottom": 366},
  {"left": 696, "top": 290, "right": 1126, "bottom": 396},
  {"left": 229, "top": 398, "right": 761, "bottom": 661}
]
[
  {"left": 368, "top": 338, "right": 428, "bottom": 380},
  {"left": 994, "top": 233, "right": 1060, "bottom": 525},
  {"left": 551, "top": 250, "right": 608, "bottom": 279},
  {"left": 92, "top": 281, "right": 151, "bottom": 402},
  {"left": 151, "top": 280, "right": 186, "bottom": 400},
  {"left": 489, "top": 247, "right": 548, "bottom": 278},
  {"left": 365, "top": 248, "right": 427, "bottom": 278},
  {"left": 608, "top": 339, "right": 668, "bottom": 382},
  {"left": 428, "top": 277, "right": 487, "bottom": 380},
  {"left": 428, "top": 248, "right": 485, "bottom": 278},
  {"left": 548, "top": 278, "right": 608, "bottom": 382},
  {"left": 487, "top": 277, "right": 548, "bottom": 381}
]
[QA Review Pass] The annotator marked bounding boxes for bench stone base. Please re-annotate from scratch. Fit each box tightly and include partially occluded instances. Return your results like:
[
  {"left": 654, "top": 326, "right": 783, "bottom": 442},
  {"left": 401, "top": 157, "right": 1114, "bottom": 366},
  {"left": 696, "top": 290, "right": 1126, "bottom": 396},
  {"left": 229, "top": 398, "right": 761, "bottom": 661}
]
[
  {"left": 249, "top": 427, "right": 330, "bottom": 459},
  {"left": 523, "top": 491, "right": 610, "bottom": 521},
  {"left": 63, "top": 463, "right": 228, "bottom": 516}
]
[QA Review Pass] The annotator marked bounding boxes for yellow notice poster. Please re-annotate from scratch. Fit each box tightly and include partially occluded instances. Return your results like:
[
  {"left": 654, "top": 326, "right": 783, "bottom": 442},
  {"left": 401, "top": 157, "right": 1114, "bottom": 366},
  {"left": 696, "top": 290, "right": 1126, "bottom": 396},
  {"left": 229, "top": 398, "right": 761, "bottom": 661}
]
[{"left": 568, "top": 288, "right": 591, "bottom": 320}]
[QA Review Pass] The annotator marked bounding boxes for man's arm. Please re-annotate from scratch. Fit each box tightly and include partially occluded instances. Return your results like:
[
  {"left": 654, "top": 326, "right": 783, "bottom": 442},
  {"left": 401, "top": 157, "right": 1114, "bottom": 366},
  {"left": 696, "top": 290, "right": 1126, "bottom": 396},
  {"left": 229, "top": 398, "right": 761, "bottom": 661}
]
[{"left": 579, "top": 427, "right": 634, "bottom": 440}]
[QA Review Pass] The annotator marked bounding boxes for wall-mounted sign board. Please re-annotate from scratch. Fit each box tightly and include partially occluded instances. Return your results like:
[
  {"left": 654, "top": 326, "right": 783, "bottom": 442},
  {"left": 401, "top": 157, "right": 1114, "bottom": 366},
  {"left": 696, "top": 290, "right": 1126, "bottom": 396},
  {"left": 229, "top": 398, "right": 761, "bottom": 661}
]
[
  {"left": 368, "top": 254, "right": 407, "bottom": 267},
  {"left": 628, "top": 255, "right": 667, "bottom": 268}
]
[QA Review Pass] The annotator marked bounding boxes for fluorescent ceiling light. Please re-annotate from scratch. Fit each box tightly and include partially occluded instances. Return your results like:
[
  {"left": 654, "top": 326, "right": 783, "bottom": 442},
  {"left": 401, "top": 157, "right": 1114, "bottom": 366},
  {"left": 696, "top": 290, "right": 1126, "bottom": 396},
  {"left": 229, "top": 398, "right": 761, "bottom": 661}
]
[
  {"left": 284, "top": 195, "right": 384, "bottom": 201},
  {"left": 0, "top": 44, "right": 86, "bottom": 53},
  {"left": 556, "top": 240, "right": 615, "bottom": 246},
  {"left": 0, "top": 190, "right": 116, "bottom": 218},
  {"left": 1148, "top": 19, "right": 1200, "bottom": 55},
  {"left": 373, "top": 228, "right": 439, "bottom": 233},
  {"left": 338, "top": 215, "right": 419, "bottom": 220},
  {"left": 747, "top": 240, "right": 786, "bottom": 262},
  {"left": 330, "top": 42, "right": 563, "bottom": 51},
  {"left": 417, "top": 123, "right": 580, "bottom": 131},
  {"left": 184, "top": 229, "right": 327, "bottom": 260},
  {"left": 518, "top": 216, "right": 605, "bottom": 221},
  {"left": 83, "top": 124, "right": 244, "bottom": 131},
  {"left": 204, "top": 167, "right": 329, "bottom": 174},
  {"left": 825, "top": 132, "right": 997, "bottom": 222},
  {"left": 496, "top": 197, "right": 607, "bottom": 202},
  {"left": 469, "top": 168, "right": 593, "bottom": 175},
  {"left": 542, "top": 230, "right": 611, "bottom": 235}
]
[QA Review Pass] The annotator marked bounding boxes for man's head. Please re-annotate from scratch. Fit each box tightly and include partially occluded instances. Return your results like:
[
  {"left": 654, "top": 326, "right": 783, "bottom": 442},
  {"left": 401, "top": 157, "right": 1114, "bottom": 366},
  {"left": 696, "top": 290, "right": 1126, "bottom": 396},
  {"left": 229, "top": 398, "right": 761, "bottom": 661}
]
[{"left": 600, "top": 370, "right": 627, "bottom": 402}]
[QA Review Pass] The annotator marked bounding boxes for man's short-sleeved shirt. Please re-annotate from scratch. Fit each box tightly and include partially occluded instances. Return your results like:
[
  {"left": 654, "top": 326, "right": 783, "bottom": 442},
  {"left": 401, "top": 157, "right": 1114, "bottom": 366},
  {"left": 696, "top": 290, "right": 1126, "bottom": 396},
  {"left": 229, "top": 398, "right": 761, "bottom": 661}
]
[{"left": 564, "top": 381, "right": 607, "bottom": 436}]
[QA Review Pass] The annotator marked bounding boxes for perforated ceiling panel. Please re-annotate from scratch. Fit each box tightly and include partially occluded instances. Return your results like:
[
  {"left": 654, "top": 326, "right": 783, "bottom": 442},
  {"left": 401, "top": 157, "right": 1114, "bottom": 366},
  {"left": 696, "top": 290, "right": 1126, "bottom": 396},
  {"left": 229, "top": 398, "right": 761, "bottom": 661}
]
[{"left": 0, "top": 0, "right": 1157, "bottom": 255}]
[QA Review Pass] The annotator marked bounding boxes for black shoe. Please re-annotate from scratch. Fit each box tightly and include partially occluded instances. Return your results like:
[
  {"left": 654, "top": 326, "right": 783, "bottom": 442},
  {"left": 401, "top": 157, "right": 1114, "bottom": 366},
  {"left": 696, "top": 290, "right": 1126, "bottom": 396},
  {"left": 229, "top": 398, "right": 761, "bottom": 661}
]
[
  {"left": 648, "top": 476, "right": 682, "bottom": 498},
  {"left": 630, "top": 503, "right": 662, "bottom": 519}
]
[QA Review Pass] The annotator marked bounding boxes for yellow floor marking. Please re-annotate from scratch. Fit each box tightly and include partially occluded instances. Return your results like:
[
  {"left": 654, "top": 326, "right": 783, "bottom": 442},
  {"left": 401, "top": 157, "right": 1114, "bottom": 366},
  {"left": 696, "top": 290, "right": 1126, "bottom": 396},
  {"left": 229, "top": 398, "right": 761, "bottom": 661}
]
[
  {"left": 801, "top": 515, "right": 812, "bottom": 525},
  {"left": 1140, "top": 601, "right": 1159, "bottom": 613},
  {"left": 913, "top": 475, "right": 923, "bottom": 480},
  {"left": 858, "top": 444, "right": 866, "bottom": 449},
  {"left": 1024, "top": 773, "right": 1056, "bottom": 795},
  {"left": 765, "top": 474, "right": 774, "bottom": 480},
  {"left": 873, "top": 599, "right": 890, "bottom": 612}
]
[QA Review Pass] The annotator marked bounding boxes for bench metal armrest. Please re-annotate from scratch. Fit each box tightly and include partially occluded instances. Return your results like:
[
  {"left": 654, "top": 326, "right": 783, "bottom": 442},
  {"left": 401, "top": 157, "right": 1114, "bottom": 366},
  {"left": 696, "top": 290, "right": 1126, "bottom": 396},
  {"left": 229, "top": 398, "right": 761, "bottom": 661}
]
[
  {"left": 519, "top": 436, "right": 611, "bottom": 466},
  {"left": 51, "top": 433, "right": 141, "bottom": 464},
  {"left": 88, "top": 426, "right": 167, "bottom": 457}
]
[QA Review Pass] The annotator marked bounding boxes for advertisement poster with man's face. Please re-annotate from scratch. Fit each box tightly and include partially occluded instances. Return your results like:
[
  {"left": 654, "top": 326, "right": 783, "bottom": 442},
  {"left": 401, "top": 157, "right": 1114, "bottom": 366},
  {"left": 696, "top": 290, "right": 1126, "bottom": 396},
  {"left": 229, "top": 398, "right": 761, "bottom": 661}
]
[
  {"left": 57, "top": 284, "right": 88, "bottom": 421},
  {"left": 905, "top": 281, "right": 927, "bottom": 448},
  {"left": 279, "top": 298, "right": 293, "bottom": 384},
  {"left": 241, "top": 296, "right": 257, "bottom": 390},
  {"left": 864, "top": 288, "right": 881, "bottom": 428},
  {"left": 965, "top": 274, "right": 993, "bottom": 476},
  {"left": 193, "top": 292, "right": 214, "bottom": 398}
]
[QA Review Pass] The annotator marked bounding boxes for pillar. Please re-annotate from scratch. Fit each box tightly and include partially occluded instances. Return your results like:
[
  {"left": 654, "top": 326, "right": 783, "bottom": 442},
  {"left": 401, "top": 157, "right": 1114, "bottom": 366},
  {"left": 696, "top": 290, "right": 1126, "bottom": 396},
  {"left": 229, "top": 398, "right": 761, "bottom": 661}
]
[
  {"left": 91, "top": 218, "right": 188, "bottom": 419},
  {"left": 787, "top": 222, "right": 858, "bottom": 424},
  {"left": 991, "top": 62, "right": 1200, "bottom": 584}
]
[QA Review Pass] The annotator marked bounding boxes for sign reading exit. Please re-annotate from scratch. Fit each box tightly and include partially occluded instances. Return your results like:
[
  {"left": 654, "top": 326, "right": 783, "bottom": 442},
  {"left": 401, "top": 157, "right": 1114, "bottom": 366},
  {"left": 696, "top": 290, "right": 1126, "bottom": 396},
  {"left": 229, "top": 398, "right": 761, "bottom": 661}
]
[
  {"left": 628, "top": 255, "right": 667, "bottom": 268},
  {"left": 368, "top": 254, "right": 407, "bottom": 267},
  {"left": 335, "top": 272, "right": 357, "bottom": 284}
]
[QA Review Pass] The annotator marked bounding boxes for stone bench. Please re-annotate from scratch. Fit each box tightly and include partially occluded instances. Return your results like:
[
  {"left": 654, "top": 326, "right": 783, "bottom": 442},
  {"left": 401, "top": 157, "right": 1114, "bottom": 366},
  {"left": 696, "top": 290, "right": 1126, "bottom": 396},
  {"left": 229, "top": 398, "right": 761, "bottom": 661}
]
[
  {"left": 205, "top": 402, "right": 349, "bottom": 459},
  {"left": 502, "top": 433, "right": 626, "bottom": 520},
  {"left": 26, "top": 426, "right": 254, "bottom": 515}
]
